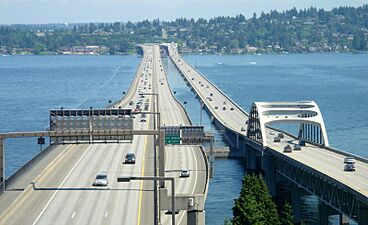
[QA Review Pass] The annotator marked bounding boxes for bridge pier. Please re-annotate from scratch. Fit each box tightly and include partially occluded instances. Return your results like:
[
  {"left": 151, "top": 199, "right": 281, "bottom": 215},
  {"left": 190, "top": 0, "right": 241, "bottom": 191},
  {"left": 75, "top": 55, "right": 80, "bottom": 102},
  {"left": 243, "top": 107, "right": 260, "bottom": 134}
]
[
  {"left": 339, "top": 214, "right": 349, "bottom": 225},
  {"left": 261, "top": 153, "right": 276, "bottom": 196},
  {"left": 318, "top": 203, "right": 335, "bottom": 225},
  {"left": 292, "top": 184, "right": 301, "bottom": 225},
  {"left": 236, "top": 134, "right": 239, "bottom": 149},
  {"left": 358, "top": 206, "right": 368, "bottom": 225},
  {"left": 246, "top": 149, "right": 256, "bottom": 170}
]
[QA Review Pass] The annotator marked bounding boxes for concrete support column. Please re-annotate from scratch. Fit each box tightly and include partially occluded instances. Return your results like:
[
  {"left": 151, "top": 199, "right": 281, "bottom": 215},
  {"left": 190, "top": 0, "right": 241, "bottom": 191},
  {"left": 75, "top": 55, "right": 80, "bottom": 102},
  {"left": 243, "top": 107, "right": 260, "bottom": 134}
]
[
  {"left": 187, "top": 210, "right": 205, "bottom": 225},
  {"left": 292, "top": 185, "right": 301, "bottom": 224},
  {"left": 358, "top": 206, "right": 368, "bottom": 225},
  {"left": 339, "top": 214, "right": 349, "bottom": 225},
  {"left": 236, "top": 134, "right": 239, "bottom": 149},
  {"left": 247, "top": 149, "right": 256, "bottom": 170},
  {"left": 159, "top": 130, "right": 165, "bottom": 188},
  {"left": 261, "top": 154, "right": 276, "bottom": 196},
  {"left": 318, "top": 203, "right": 335, "bottom": 225}
]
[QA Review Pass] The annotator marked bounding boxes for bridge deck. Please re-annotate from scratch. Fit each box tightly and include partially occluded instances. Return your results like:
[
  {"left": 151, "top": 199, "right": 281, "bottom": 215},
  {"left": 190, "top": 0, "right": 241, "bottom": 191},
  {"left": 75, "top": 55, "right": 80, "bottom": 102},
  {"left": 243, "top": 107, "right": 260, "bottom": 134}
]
[
  {"left": 166, "top": 43, "right": 368, "bottom": 206},
  {"left": 153, "top": 45, "right": 207, "bottom": 225}
]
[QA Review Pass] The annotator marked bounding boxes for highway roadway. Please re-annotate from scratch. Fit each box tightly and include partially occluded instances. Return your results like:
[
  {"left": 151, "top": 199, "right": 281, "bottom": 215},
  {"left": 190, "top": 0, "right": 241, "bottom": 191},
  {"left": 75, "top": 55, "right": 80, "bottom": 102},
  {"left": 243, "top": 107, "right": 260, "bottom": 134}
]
[
  {"left": 151, "top": 45, "right": 207, "bottom": 225},
  {"left": 166, "top": 43, "right": 248, "bottom": 135},
  {"left": 166, "top": 43, "right": 368, "bottom": 207},
  {"left": 0, "top": 44, "right": 208, "bottom": 225},
  {"left": 0, "top": 45, "right": 156, "bottom": 225}
]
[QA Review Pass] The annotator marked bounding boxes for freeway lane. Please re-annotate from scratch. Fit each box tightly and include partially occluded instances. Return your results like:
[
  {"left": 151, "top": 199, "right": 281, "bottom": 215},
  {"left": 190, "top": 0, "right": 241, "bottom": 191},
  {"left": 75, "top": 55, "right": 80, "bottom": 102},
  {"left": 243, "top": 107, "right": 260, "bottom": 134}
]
[
  {"left": 265, "top": 131, "right": 368, "bottom": 198},
  {"left": 166, "top": 44, "right": 248, "bottom": 135},
  {"left": 0, "top": 45, "right": 155, "bottom": 225},
  {"left": 152, "top": 45, "right": 207, "bottom": 225}
]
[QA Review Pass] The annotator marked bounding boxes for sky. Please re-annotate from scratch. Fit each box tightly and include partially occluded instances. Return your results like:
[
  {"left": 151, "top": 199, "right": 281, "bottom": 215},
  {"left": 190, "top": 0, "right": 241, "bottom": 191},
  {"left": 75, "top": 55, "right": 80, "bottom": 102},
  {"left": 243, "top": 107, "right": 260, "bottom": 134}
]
[{"left": 0, "top": 0, "right": 367, "bottom": 24}]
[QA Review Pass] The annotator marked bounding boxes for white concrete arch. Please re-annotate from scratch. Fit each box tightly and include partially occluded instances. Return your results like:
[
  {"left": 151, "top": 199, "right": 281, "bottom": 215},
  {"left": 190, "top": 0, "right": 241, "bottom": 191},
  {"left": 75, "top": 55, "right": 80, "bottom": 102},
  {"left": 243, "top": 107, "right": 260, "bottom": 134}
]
[{"left": 246, "top": 101, "right": 329, "bottom": 148}]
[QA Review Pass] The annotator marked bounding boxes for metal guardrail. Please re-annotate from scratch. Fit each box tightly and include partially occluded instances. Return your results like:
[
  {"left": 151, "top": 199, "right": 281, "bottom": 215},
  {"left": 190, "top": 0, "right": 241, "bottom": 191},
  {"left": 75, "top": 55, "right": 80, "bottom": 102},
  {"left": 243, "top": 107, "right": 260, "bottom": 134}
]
[{"left": 5, "top": 144, "right": 55, "bottom": 189}]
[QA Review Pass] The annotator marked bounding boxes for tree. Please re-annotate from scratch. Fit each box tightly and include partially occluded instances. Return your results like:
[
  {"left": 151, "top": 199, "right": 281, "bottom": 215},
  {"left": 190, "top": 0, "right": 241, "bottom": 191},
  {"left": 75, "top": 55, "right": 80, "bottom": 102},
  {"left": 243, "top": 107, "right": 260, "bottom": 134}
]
[
  {"left": 223, "top": 217, "right": 232, "bottom": 225},
  {"left": 232, "top": 174, "right": 281, "bottom": 225},
  {"left": 280, "top": 202, "right": 293, "bottom": 225}
]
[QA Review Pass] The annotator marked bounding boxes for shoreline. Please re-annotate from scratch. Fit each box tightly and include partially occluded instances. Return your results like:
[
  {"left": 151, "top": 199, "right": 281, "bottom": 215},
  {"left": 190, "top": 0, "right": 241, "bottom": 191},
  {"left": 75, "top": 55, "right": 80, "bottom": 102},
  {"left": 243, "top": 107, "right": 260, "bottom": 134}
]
[{"left": 3, "top": 51, "right": 368, "bottom": 56}]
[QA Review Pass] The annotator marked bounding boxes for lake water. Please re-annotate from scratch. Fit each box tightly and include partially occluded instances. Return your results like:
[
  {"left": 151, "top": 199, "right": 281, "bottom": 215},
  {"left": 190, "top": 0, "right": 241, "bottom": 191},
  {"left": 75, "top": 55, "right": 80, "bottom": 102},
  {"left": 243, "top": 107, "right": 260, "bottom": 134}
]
[{"left": 1, "top": 53, "right": 367, "bottom": 224}]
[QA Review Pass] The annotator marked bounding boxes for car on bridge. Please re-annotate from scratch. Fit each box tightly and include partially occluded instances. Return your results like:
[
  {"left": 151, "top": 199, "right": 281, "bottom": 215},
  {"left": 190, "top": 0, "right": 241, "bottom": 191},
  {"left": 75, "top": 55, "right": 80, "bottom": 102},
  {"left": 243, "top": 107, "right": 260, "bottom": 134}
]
[
  {"left": 93, "top": 173, "right": 109, "bottom": 186},
  {"left": 124, "top": 153, "right": 136, "bottom": 164},
  {"left": 344, "top": 157, "right": 356, "bottom": 172},
  {"left": 273, "top": 136, "right": 281, "bottom": 142},
  {"left": 180, "top": 169, "right": 190, "bottom": 178},
  {"left": 283, "top": 145, "right": 292, "bottom": 153},
  {"left": 293, "top": 144, "right": 302, "bottom": 150},
  {"left": 344, "top": 162, "right": 356, "bottom": 172},
  {"left": 344, "top": 157, "right": 355, "bottom": 164}
]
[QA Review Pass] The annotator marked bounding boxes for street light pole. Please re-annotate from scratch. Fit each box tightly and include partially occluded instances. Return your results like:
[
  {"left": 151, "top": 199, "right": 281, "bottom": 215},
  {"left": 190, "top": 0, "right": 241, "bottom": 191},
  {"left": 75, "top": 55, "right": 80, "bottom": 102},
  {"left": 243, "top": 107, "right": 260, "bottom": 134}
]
[{"left": 117, "top": 176, "right": 175, "bottom": 225}]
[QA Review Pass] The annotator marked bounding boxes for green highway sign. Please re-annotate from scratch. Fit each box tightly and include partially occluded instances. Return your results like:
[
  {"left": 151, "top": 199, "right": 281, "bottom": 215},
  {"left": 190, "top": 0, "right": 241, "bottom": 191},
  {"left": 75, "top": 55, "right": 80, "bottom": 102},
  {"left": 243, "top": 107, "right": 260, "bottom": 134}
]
[{"left": 165, "top": 135, "right": 180, "bottom": 144}]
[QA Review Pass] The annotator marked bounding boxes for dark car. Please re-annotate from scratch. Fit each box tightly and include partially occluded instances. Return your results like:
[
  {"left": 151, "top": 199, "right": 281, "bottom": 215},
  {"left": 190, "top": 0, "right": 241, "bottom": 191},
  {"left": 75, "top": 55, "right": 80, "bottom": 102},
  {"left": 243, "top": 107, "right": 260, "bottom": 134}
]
[
  {"left": 273, "top": 136, "right": 281, "bottom": 142},
  {"left": 124, "top": 153, "right": 136, "bottom": 164},
  {"left": 283, "top": 145, "right": 292, "bottom": 153}
]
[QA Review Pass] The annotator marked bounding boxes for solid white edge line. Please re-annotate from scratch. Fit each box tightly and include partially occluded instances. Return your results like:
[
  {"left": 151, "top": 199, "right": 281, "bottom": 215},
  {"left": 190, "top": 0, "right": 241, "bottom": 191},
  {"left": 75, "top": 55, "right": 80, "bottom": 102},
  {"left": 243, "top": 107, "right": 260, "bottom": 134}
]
[{"left": 32, "top": 145, "right": 92, "bottom": 225}]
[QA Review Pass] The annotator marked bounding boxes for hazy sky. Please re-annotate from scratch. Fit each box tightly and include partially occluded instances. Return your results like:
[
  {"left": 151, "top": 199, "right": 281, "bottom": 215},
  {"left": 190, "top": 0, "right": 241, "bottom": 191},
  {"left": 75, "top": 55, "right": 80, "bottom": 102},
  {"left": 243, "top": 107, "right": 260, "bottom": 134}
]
[{"left": 0, "top": 0, "right": 367, "bottom": 24}]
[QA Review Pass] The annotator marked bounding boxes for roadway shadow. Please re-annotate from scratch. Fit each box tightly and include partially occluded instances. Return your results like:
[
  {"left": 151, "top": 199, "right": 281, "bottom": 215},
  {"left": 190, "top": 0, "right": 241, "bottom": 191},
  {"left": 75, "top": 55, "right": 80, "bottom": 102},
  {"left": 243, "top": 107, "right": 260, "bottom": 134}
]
[
  {"left": 31, "top": 183, "right": 153, "bottom": 192},
  {"left": 5, "top": 188, "right": 25, "bottom": 191}
]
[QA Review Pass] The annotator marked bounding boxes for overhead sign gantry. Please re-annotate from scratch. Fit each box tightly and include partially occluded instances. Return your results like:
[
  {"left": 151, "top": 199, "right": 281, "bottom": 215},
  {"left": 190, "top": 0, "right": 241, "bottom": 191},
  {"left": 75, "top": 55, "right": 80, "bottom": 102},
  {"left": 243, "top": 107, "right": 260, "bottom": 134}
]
[{"left": 49, "top": 108, "right": 133, "bottom": 143}]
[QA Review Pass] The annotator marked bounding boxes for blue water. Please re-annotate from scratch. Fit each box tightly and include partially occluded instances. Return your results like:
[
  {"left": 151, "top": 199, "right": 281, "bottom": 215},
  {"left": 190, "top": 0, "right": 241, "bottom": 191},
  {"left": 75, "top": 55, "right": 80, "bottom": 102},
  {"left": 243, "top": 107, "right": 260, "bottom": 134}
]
[
  {"left": 0, "top": 55, "right": 139, "bottom": 175},
  {"left": 1, "top": 53, "right": 367, "bottom": 225},
  {"left": 183, "top": 54, "right": 368, "bottom": 158}
]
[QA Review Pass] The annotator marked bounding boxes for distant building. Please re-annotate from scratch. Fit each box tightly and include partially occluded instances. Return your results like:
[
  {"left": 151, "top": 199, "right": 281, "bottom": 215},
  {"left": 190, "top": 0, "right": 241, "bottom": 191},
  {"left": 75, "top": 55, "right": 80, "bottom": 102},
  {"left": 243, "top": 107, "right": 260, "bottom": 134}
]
[
  {"left": 35, "top": 32, "right": 45, "bottom": 37},
  {"left": 246, "top": 46, "right": 258, "bottom": 53},
  {"left": 59, "top": 46, "right": 109, "bottom": 55},
  {"left": 230, "top": 48, "right": 243, "bottom": 54}
]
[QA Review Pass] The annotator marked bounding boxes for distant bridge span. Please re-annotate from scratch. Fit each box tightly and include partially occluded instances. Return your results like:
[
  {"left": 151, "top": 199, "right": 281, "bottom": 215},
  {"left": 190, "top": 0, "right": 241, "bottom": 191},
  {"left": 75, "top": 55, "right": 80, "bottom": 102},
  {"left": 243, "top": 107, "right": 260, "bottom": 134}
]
[
  {"left": 164, "top": 42, "right": 368, "bottom": 225},
  {"left": 247, "top": 101, "right": 329, "bottom": 148}
]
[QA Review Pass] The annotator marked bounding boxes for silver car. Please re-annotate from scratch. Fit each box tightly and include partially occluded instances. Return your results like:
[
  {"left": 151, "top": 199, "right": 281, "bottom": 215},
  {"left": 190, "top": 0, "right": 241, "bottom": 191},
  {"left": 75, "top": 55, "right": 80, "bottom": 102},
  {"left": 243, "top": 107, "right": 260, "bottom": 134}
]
[
  {"left": 93, "top": 173, "right": 109, "bottom": 186},
  {"left": 344, "top": 157, "right": 356, "bottom": 171},
  {"left": 344, "top": 162, "right": 356, "bottom": 172},
  {"left": 180, "top": 169, "right": 190, "bottom": 178}
]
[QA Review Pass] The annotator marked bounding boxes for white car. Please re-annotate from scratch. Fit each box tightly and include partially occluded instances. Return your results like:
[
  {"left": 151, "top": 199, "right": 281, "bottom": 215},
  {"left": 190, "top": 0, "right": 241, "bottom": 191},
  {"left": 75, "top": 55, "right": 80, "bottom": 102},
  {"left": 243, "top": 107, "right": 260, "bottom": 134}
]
[
  {"left": 344, "top": 157, "right": 356, "bottom": 172},
  {"left": 344, "top": 162, "right": 356, "bottom": 172},
  {"left": 269, "top": 130, "right": 275, "bottom": 135},
  {"left": 93, "top": 173, "right": 109, "bottom": 186},
  {"left": 180, "top": 169, "right": 190, "bottom": 178},
  {"left": 344, "top": 157, "right": 355, "bottom": 164}
]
